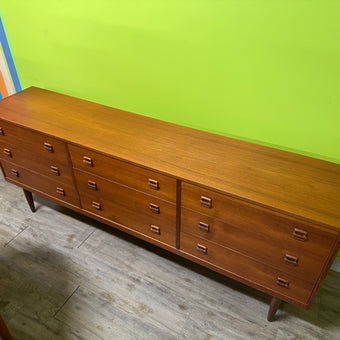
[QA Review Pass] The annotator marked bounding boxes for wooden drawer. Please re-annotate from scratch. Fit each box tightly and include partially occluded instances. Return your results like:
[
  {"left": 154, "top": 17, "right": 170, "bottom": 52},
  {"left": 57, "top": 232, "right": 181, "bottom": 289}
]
[
  {"left": 74, "top": 169, "right": 176, "bottom": 247},
  {"left": 182, "top": 182, "right": 337, "bottom": 257},
  {"left": 180, "top": 232, "right": 315, "bottom": 305},
  {"left": 0, "top": 119, "right": 70, "bottom": 165},
  {"left": 181, "top": 208, "right": 326, "bottom": 282},
  {"left": 69, "top": 144, "right": 177, "bottom": 202},
  {"left": 0, "top": 140, "right": 75, "bottom": 186},
  {"left": 1, "top": 160, "right": 80, "bottom": 207}
]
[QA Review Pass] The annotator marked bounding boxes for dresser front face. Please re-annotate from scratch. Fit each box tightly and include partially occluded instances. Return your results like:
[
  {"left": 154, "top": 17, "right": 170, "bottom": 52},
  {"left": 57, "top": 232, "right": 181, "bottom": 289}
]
[
  {"left": 0, "top": 119, "right": 80, "bottom": 207},
  {"left": 180, "top": 182, "right": 339, "bottom": 307},
  {"left": 69, "top": 145, "right": 178, "bottom": 248}
]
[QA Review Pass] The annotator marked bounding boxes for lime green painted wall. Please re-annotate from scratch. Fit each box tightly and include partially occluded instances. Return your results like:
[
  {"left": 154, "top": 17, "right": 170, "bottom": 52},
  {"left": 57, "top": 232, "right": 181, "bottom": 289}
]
[{"left": 1, "top": 1, "right": 340, "bottom": 164}]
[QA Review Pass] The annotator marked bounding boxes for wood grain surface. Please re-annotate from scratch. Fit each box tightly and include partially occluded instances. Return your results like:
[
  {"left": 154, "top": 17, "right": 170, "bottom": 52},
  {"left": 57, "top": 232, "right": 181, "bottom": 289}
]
[
  {"left": 0, "top": 87, "right": 339, "bottom": 230},
  {"left": 180, "top": 232, "right": 315, "bottom": 306},
  {"left": 1, "top": 160, "right": 80, "bottom": 207},
  {"left": 181, "top": 207, "right": 327, "bottom": 282},
  {"left": 74, "top": 169, "right": 177, "bottom": 247},
  {"left": 69, "top": 144, "right": 177, "bottom": 203},
  {"left": 0, "top": 140, "right": 75, "bottom": 186},
  {"left": 0, "top": 119, "right": 70, "bottom": 165},
  {"left": 181, "top": 182, "right": 338, "bottom": 255}
]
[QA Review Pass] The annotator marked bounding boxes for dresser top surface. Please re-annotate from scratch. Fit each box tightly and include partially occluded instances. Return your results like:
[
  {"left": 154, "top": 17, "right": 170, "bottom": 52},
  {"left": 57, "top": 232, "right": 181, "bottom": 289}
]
[{"left": 1, "top": 87, "right": 339, "bottom": 230}]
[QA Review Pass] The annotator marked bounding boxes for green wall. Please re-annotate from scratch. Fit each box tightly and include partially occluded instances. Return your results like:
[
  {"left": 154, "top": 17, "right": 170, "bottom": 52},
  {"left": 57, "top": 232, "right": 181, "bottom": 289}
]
[{"left": 1, "top": 1, "right": 340, "bottom": 164}]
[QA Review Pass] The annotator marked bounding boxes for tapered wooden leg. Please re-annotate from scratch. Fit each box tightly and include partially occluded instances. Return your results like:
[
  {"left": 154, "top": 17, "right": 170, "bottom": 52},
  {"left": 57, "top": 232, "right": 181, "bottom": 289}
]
[
  {"left": 267, "top": 297, "right": 281, "bottom": 322},
  {"left": 23, "top": 189, "right": 36, "bottom": 212},
  {"left": 0, "top": 315, "right": 13, "bottom": 340}
]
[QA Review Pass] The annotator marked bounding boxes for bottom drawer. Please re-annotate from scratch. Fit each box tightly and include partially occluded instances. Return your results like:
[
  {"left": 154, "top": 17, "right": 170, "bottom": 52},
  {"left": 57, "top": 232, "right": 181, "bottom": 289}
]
[
  {"left": 181, "top": 208, "right": 325, "bottom": 282},
  {"left": 74, "top": 168, "right": 177, "bottom": 247},
  {"left": 180, "top": 232, "right": 315, "bottom": 305},
  {"left": 1, "top": 160, "right": 80, "bottom": 207}
]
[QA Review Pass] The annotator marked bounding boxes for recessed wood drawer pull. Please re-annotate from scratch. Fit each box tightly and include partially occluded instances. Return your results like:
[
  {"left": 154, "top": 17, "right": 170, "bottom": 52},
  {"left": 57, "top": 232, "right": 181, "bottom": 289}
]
[
  {"left": 0, "top": 127, "right": 4, "bottom": 135},
  {"left": 44, "top": 143, "right": 54, "bottom": 153},
  {"left": 284, "top": 254, "right": 299, "bottom": 266},
  {"left": 197, "top": 244, "right": 207, "bottom": 254},
  {"left": 200, "top": 196, "right": 212, "bottom": 208},
  {"left": 149, "top": 203, "right": 160, "bottom": 214},
  {"left": 148, "top": 178, "right": 159, "bottom": 190},
  {"left": 50, "top": 166, "right": 60, "bottom": 175},
  {"left": 11, "top": 169, "right": 19, "bottom": 177},
  {"left": 92, "top": 201, "right": 102, "bottom": 210},
  {"left": 56, "top": 187, "right": 65, "bottom": 196},
  {"left": 83, "top": 156, "right": 93, "bottom": 166},
  {"left": 292, "top": 228, "right": 308, "bottom": 241},
  {"left": 276, "top": 277, "right": 289, "bottom": 288},
  {"left": 3, "top": 148, "right": 11, "bottom": 157},
  {"left": 88, "top": 180, "right": 97, "bottom": 190},
  {"left": 150, "top": 225, "right": 160, "bottom": 235},
  {"left": 198, "top": 222, "right": 210, "bottom": 232}
]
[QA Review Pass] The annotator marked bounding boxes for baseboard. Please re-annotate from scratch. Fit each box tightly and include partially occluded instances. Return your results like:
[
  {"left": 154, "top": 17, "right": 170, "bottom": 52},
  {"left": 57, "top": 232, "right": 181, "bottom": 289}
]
[{"left": 331, "top": 257, "right": 340, "bottom": 273}]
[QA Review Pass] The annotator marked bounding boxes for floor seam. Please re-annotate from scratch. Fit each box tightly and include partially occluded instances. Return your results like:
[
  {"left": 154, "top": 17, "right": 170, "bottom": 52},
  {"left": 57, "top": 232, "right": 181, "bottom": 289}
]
[
  {"left": 77, "top": 229, "right": 96, "bottom": 249},
  {"left": 53, "top": 285, "right": 80, "bottom": 318},
  {"left": 3, "top": 224, "right": 30, "bottom": 247}
]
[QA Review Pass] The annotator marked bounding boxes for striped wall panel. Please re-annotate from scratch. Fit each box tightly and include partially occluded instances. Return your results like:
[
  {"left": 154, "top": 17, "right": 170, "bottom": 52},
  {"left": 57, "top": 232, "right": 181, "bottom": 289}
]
[{"left": 0, "top": 15, "right": 21, "bottom": 99}]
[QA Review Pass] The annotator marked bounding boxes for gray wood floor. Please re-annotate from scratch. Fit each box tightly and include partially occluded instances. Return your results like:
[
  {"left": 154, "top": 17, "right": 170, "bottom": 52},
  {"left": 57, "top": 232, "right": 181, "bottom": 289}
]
[{"left": 0, "top": 176, "right": 339, "bottom": 340}]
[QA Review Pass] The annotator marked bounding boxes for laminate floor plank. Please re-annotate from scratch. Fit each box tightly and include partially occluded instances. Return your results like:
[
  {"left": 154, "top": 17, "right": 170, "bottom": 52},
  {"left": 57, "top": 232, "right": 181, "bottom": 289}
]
[
  {"left": 9, "top": 224, "right": 189, "bottom": 322},
  {"left": 0, "top": 219, "right": 27, "bottom": 247},
  {"left": 0, "top": 252, "right": 79, "bottom": 339},
  {"left": 55, "top": 285, "right": 183, "bottom": 340},
  {"left": 79, "top": 228, "right": 278, "bottom": 337},
  {"left": 7, "top": 311, "right": 103, "bottom": 340},
  {"left": 0, "top": 177, "right": 339, "bottom": 339},
  {"left": 0, "top": 180, "right": 31, "bottom": 246}
]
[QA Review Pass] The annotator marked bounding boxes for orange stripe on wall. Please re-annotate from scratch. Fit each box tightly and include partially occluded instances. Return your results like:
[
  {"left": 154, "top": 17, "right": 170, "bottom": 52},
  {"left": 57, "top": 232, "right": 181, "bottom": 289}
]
[{"left": 0, "top": 68, "right": 9, "bottom": 98}]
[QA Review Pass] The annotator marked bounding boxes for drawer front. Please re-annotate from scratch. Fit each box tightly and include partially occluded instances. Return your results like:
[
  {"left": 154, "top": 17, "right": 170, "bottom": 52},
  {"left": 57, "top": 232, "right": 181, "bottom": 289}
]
[
  {"left": 0, "top": 120, "right": 70, "bottom": 165},
  {"left": 1, "top": 160, "right": 80, "bottom": 207},
  {"left": 0, "top": 140, "right": 75, "bottom": 186},
  {"left": 181, "top": 208, "right": 325, "bottom": 282},
  {"left": 180, "top": 232, "right": 315, "bottom": 305},
  {"left": 69, "top": 144, "right": 177, "bottom": 202},
  {"left": 182, "top": 182, "right": 337, "bottom": 256},
  {"left": 74, "top": 169, "right": 176, "bottom": 247}
]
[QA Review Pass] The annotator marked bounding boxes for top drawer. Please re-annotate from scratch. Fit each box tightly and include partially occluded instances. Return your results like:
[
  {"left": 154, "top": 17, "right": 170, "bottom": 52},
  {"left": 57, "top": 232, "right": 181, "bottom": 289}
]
[
  {"left": 69, "top": 144, "right": 177, "bottom": 203},
  {"left": 182, "top": 182, "right": 338, "bottom": 256},
  {"left": 0, "top": 119, "right": 70, "bottom": 165}
]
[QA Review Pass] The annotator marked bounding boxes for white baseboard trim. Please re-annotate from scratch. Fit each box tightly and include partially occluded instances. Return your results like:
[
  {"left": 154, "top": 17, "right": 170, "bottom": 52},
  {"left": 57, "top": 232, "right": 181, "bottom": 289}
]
[{"left": 331, "top": 257, "right": 340, "bottom": 273}]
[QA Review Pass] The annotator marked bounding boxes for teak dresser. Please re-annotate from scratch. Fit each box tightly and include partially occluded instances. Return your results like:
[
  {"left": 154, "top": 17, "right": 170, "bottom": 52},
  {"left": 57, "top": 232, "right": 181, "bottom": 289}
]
[{"left": 0, "top": 87, "right": 339, "bottom": 321}]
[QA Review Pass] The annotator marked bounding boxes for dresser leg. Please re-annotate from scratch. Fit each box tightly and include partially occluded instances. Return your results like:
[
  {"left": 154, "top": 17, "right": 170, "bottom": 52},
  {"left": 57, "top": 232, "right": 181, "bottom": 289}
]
[
  {"left": 23, "top": 189, "right": 36, "bottom": 212},
  {"left": 0, "top": 315, "right": 13, "bottom": 340},
  {"left": 267, "top": 297, "right": 281, "bottom": 321}
]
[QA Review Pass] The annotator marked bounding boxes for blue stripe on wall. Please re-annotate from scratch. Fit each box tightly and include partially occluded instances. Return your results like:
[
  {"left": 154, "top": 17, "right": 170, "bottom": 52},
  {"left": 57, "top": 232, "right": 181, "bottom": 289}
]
[{"left": 0, "top": 16, "right": 21, "bottom": 92}]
